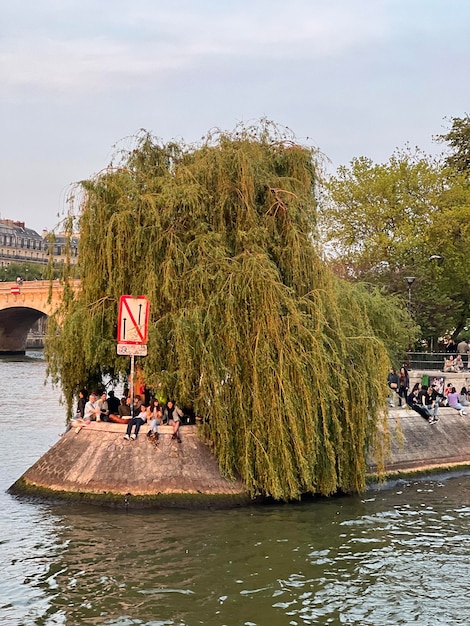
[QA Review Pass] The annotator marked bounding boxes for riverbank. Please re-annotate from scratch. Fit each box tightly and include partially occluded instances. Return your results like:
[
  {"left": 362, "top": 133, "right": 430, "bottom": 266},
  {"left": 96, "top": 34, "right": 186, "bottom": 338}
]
[
  {"left": 9, "top": 424, "right": 252, "bottom": 508},
  {"left": 367, "top": 405, "right": 470, "bottom": 481},
  {"left": 9, "top": 404, "right": 470, "bottom": 508}
]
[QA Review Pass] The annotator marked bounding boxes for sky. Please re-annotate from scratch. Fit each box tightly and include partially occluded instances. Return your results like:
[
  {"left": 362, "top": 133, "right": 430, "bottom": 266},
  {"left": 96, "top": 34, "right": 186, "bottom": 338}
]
[{"left": 1, "top": 0, "right": 469, "bottom": 235}]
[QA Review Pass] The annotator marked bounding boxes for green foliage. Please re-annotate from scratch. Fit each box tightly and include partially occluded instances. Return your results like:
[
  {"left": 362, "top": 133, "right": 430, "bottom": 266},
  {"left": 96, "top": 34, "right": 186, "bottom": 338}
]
[
  {"left": 321, "top": 149, "right": 470, "bottom": 342},
  {"left": 1, "top": 261, "right": 49, "bottom": 282},
  {"left": 47, "top": 122, "right": 397, "bottom": 500},
  {"left": 436, "top": 114, "right": 470, "bottom": 174}
]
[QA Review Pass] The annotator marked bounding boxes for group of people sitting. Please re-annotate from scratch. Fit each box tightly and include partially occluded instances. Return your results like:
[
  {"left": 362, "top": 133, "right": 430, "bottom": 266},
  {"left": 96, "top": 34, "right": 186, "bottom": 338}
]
[
  {"left": 387, "top": 366, "right": 469, "bottom": 423},
  {"left": 124, "top": 398, "right": 184, "bottom": 443},
  {"left": 73, "top": 389, "right": 185, "bottom": 442},
  {"left": 443, "top": 354, "right": 465, "bottom": 373}
]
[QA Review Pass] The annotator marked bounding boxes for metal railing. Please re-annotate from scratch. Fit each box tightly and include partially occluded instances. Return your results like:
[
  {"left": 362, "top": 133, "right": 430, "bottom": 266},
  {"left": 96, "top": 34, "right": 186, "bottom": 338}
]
[{"left": 404, "top": 352, "right": 467, "bottom": 372}]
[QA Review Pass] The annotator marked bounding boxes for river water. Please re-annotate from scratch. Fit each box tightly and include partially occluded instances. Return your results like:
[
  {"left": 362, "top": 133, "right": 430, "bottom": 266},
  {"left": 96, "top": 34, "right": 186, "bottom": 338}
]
[{"left": 1, "top": 352, "right": 469, "bottom": 625}]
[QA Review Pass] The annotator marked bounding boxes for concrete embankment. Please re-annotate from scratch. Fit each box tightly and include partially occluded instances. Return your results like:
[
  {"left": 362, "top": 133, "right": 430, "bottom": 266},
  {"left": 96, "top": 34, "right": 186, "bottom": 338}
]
[
  {"left": 9, "top": 424, "right": 251, "bottom": 509},
  {"left": 9, "top": 405, "right": 470, "bottom": 508},
  {"left": 367, "top": 406, "right": 470, "bottom": 479}
]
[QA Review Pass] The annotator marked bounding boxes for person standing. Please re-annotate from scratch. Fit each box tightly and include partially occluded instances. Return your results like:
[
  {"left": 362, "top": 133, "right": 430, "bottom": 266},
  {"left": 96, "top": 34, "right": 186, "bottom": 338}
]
[
  {"left": 397, "top": 366, "right": 409, "bottom": 408},
  {"left": 446, "top": 339, "right": 457, "bottom": 354},
  {"left": 457, "top": 338, "right": 469, "bottom": 369},
  {"left": 387, "top": 368, "right": 400, "bottom": 408}
]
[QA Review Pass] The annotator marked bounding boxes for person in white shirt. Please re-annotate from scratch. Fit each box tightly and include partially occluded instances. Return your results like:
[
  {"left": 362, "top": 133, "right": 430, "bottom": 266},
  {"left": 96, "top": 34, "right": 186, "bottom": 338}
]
[{"left": 84, "top": 392, "right": 101, "bottom": 421}]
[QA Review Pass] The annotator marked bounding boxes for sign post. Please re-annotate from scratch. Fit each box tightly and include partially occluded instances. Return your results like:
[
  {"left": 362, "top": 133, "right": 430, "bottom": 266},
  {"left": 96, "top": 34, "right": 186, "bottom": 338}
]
[{"left": 117, "top": 295, "right": 150, "bottom": 416}]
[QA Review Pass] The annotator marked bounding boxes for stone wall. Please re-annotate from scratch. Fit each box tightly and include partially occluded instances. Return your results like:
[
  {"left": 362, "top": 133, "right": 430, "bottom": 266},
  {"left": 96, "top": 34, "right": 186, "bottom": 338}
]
[{"left": 9, "top": 424, "right": 251, "bottom": 508}]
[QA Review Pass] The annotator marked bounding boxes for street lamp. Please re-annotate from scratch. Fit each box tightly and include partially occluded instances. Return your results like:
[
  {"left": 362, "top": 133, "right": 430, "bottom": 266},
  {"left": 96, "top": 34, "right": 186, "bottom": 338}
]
[{"left": 404, "top": 276, "right": 416, "bottom": 312}]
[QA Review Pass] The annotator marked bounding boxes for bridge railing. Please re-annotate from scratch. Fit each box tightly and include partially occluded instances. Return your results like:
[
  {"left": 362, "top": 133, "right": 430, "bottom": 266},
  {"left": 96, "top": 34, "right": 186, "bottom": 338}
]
[{"left": 0, "top": 279, "right": 80, "bottom": 294}]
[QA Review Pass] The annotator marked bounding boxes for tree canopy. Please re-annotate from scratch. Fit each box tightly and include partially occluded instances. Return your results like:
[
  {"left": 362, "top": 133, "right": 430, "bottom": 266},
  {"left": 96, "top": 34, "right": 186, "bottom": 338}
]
[
  {"left": 321, "top": 148, "right": 470, "bottom": 343},
  {"left": 436, "top": 114, "right": 470, "bottom": 175},
  {"left": 46, "top": 122, "right": 413, "bottom": 500}
]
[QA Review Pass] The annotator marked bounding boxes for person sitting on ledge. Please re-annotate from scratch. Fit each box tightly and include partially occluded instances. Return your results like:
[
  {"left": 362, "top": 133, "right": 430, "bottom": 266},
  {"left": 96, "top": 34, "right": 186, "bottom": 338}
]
[
  {"left": 147, "top": 400, "right": 163, "bottom": 443},
  {"left": 458, "top": 387, "right": 470, "bottom": 407},
  {"left": 162, "top": 399, "right": 184, "bottom": 442},
  {"left": 444, "top": 355, "right": 458, "bottom": 373},
  {"left": 124, "top": 403, "right": 148, "bottom": 440},
  {"left": 118, "top": 396, "right": 131, "bottom": 418},
  {"left": 97, "top": 392, "right": 110, "bottom": 422},
  {"left": 406, "top": 385, "right": 438, "bottom": 424},
  {"left": 420, "top": 385, "right": 440, "bottom": 422},
  {"left": 443, "top": 382, "right": 453, "bottom": 399},
  {"left": 447, "top": 387, "right": 468, "bottom": 416},
  {"left": 133, "top": 394, "right": 143, "bottom": 413},
  {"left": 84, "top": 392, "right": 101, "bottom": 421},
  {"left": 75, "top": 388, "right": 88, "bottom": 420},
  {"left": 454, "top": 354, "right": 464, "bottom": 372},
  {"left": 107, "top": 390, "right": 120, "bottom": 417}
]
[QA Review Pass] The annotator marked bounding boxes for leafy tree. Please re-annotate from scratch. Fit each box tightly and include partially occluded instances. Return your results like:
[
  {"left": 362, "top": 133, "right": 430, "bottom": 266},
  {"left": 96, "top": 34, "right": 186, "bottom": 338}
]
[
  {"left": 46, "top": 122, "right": 413, "bottom": 500},
  {"left": 1, "top": 261, "right": 48, "bottom": 282},
  {"left": 436, "top": 114, "right": 470, "bottom": 174},
  {"left": 321, "top": 150, "right": 470, "bottom": 344}
]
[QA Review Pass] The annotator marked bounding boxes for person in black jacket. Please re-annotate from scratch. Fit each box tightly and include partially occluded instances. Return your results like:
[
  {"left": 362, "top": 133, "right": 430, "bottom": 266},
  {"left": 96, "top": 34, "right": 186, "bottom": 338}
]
[
  {"left": 107, "top": 390, "right": 120, "bottom": 417},
  {"left": 76, "top": 388, "right": 88, "bottom": 419},
  {"left": 407, "top": 386, "right": 438, "bottom": 424},
  {"left": 397, "top": 366, "right": 409, "bottom": 408}
]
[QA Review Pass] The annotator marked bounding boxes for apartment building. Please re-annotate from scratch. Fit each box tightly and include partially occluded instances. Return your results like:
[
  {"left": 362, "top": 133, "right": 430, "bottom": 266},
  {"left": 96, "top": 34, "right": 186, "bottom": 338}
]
[{"left": 0, "top": 219, "right": 78, "bottom": 267}]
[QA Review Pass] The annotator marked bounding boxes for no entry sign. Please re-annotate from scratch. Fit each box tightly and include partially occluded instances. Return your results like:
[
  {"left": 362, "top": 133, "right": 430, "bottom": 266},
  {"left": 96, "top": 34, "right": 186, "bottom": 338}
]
[{"left": 117, "top": 295, "right": 150, "bottom": 344}]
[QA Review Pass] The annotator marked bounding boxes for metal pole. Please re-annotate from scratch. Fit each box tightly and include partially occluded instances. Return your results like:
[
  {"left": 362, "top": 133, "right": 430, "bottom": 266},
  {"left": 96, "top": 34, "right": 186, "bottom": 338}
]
[{"left": 130, "top": 354, "right": 135, "bottom": 418}]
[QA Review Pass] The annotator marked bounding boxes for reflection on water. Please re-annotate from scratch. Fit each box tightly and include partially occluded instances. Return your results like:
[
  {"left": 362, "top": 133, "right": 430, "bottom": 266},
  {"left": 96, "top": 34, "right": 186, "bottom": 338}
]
[{"left": 1, "top": 354, "right": 469, "bottom": 625}]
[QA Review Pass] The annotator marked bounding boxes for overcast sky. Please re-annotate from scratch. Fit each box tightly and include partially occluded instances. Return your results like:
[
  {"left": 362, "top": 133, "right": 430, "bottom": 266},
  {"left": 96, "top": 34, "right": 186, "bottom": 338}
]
[{"left": 1, "top": 0, "right": 469, "bottom": 234}]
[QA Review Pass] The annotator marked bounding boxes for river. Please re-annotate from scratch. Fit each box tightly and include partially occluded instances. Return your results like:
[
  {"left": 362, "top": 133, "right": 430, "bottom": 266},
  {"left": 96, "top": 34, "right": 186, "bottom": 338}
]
[{"left": 1, "top": 352, "right": 469, "bottom": 625}]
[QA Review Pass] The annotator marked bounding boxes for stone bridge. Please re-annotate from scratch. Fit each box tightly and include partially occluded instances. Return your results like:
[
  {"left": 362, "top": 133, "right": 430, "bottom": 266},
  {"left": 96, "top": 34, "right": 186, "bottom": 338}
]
[{"left": 0, "top": 280, "right": 79, "bottom": 354}]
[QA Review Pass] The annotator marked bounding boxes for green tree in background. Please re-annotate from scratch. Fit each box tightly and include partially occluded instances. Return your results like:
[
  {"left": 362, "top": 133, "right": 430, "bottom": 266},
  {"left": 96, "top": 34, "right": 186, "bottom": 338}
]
[
  {"left": 321, "top": 148, "right": 470, "bottom": 344},
  {"left": 2, "top": 262, "right": 48, "bottom": 281},
  {"left": 46, "top": 122, "right": 415, "bottom": 500},
  {"left": 436, "top": 114, "right": 470, "bottom": 174}
]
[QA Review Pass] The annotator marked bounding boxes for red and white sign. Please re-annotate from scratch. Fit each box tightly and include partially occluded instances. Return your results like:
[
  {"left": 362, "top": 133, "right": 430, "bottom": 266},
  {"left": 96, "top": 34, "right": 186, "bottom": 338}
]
[
  {"left": 10, "top": 286, "right": 20, "bottom": 295},
  {"left": 117, "top": 295, "right": 150, "bottom": 344}
]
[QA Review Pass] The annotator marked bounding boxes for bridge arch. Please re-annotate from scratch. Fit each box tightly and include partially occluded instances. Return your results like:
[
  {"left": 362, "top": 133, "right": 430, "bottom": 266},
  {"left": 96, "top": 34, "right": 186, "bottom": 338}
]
[{"left": 0, "top": 280, "right": 79, "bottom": 354}]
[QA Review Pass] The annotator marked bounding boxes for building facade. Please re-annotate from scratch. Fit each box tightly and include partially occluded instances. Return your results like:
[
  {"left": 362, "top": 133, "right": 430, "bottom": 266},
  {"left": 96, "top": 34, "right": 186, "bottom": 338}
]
[{"left": 0, "top": 219, "right": 78, "bottom": 267}]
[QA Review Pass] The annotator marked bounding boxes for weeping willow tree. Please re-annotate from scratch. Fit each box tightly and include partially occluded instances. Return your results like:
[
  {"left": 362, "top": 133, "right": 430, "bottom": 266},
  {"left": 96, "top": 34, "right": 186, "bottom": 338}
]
[{"left": 46, "top": 121, "right": 416, "bottom": 500}]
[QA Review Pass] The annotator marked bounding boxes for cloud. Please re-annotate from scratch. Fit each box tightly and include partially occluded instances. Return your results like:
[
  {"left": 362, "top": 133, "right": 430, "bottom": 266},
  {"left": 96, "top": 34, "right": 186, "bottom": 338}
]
[{"left": 0, "top": 1, "right": 388, "bottom": 98}]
